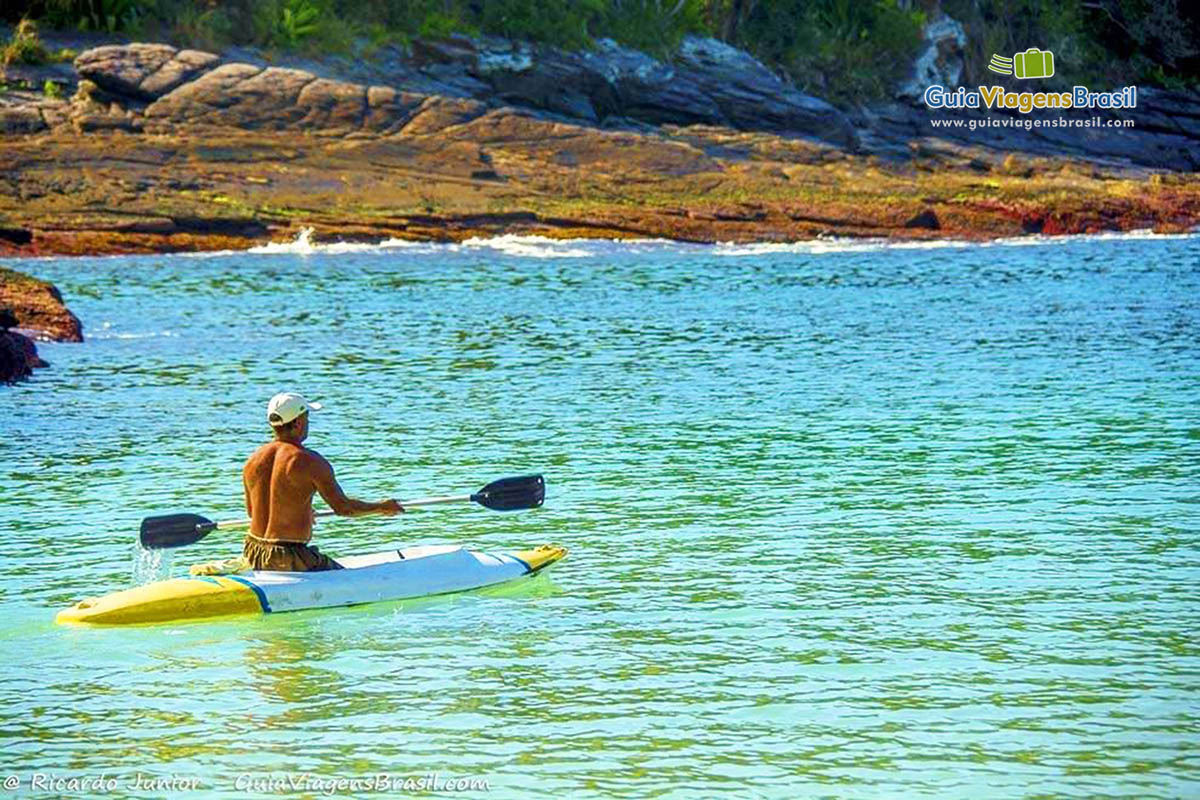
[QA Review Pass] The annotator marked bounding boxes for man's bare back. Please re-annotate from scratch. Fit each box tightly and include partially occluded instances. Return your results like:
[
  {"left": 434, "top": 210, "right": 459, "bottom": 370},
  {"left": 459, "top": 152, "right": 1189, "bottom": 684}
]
[
  {"left": 241, "top": 392, "right": 401, "bottom": 571},
  {"left": 243, "top": 440, "right": 327, "bottom": 543}
]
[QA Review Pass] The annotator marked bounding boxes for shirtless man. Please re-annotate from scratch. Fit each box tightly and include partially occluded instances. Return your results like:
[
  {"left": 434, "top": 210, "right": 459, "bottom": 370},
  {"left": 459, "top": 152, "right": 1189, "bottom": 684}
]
[{"left": 242, "top": 392, "right": 403, "bottom": 571}]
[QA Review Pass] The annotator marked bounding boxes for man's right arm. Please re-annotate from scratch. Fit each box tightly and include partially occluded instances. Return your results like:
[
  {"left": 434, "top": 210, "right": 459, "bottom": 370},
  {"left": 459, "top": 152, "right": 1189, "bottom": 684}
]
[
  {"left": 309, "top": 453, "right": 403, "bottom": 517},
  {"left": 243, "top": 462, "right": 253, "bottom": 518}
]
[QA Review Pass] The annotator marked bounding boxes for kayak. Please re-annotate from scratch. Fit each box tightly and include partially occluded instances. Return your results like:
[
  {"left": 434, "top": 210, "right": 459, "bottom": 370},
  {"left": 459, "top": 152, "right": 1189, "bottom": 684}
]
[{"left": 57, "top": 543, "right": 566, "bottom": 626}]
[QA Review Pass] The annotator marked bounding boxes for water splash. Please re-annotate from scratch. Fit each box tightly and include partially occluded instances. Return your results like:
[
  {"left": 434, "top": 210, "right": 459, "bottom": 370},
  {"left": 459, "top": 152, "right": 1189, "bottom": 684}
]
[
  {"left": 248, "top": 226, "right": 317, "bottom": 254},
  {"left": 245, "top": 228, "right": 445, "bottom": 255},
  {"left": 131, "top": 543, "right": 173, "bottom": 586}
]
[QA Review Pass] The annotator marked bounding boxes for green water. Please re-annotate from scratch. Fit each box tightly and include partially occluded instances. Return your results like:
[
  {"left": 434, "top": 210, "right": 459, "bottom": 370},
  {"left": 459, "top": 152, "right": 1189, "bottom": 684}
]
[{"left": 1, "top": 234, "right": 1197, "bottom": 798}]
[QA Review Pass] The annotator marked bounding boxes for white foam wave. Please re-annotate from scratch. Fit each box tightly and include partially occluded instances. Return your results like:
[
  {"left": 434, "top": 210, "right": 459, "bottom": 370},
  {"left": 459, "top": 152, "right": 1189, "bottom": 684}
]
[
  {"left": 987, "top": 229, "right": 1198, "bottom": 246},
  {"left": 712, "top": 229, "right": 1197, "bottom": 256},
  {"left": 129, "top": 227, "right": 1199, "bottom": 261},
  {"left": 247, "top": 227, "right": 317, "bottom": 254},
  {"left": 90, "top": 331, "right": 177, "bottom": 340},
  {"left": 458, "top": 234, "right": 597, "bottom": 258},
  {"left": 458, "top": 234, "right": 701, "bottom": 258},
  {"left": 244, "top": 228, "right": 448, "bottom": 256},
  {"left": 242, "top": 230, "right": 686, "bottom": 259},
  {"left": 713, "top": 238, "right": 968, "bottom": 256},
  {"left": 90, "top": 321, "right": 177, "bottom": 340}
]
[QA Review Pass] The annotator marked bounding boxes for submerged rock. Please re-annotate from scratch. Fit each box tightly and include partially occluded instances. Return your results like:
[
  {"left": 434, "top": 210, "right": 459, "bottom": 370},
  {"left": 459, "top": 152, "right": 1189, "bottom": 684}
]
[
  {"left": 0, "top": 307, "right": 50, "bottom": 384},
  {"left": 0, "top": 328, "right": 47, "bottom": 383}
]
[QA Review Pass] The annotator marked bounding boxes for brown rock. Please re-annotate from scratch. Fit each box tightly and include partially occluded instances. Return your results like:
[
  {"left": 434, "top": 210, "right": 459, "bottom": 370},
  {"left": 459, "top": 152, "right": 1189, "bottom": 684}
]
[
  {"left": 39, "top": 101, "right": 70, "bottom": 129},
  {"left": 365, "top": 86, "right": 427, "bottom": 135},
  {"left": 73, "top": 113, "right": 144, "bottom": 133},
  {"left": 0, "top": 107, "right": 47, "bottom": 135},
  {"left": 75, "top": 43, "right": 178, "bottom": 99},
  {"left": 0, "top": 267, "right": 84, "bottom": 342},
  {"left": 400, "top": 96, "right": 488, "bottom": 137},
  {"left": 212, "top": 66, "right": 316, "bottom": 128},
  {"left": 143, "top": 63, "right": 436, "bottom": 134},
  {"left": 145, "top": 66, "right": 380, "bottom": 132},
  {"left": 0, "top": 329, "right": 46, "bottom": 383},
  {"left": 297, "top": 78, "right": 366, "bottom": 132},
  {"left": 145, "top": 63, "right": 267, "bottom": 126},
  {"left": 139, "top": 49, "right": 222, "bottom": 98}
]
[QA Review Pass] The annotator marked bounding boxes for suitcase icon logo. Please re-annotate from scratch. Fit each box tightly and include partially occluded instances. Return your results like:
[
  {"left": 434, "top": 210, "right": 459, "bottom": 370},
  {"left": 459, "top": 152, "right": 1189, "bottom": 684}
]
[{"left": 988, "top": 48, "right": 1055, "bottom": 79}]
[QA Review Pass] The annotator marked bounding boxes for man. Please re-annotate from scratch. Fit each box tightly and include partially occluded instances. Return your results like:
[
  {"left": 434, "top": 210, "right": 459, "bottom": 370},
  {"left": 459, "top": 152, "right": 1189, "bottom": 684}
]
[{"left": 242, "top": 392, "right": 403, "bottom": 571}]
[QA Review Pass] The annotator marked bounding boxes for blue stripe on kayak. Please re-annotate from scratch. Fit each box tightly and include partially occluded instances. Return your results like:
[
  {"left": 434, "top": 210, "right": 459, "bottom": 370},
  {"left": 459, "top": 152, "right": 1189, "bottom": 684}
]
[
  {"left": 191, "top": 576, "right": 221, "bottom": 586},
  {"left": 225, "top": 575, "right": 272, "bottom": 613},
  {"left": 508, "top": 554, "right": 533, "bottom": 573}
]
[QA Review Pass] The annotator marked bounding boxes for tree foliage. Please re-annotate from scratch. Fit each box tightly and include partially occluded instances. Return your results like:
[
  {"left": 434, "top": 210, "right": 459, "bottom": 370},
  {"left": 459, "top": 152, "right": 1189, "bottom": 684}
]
[
  {"left": 2, "top": 0, "right": 1196, "bottom": 100},
  {"left": 2, "top": 17, "right": 47, "bottom": 65},
  {"left": 943, "top": 0, "right": 1199, "bottom": 89}
]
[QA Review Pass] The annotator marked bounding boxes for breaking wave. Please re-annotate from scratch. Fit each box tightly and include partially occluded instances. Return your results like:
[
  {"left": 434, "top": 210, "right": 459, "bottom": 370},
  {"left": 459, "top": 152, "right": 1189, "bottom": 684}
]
[{"left": 195, "top": 227, "right": 1199, "bottom": 260}]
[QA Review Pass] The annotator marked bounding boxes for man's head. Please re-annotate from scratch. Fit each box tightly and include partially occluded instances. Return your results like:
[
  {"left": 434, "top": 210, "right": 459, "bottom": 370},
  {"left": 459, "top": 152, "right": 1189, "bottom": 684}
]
[{"left": 267, "top": 392, "right": 322, "bottom": 441}]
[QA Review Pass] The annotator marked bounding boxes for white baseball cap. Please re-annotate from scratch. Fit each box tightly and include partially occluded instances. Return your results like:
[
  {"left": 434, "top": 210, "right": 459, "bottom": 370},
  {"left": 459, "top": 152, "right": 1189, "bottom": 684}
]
[{"left": 267, "top": 392, "right": 323, "bottom": 426}]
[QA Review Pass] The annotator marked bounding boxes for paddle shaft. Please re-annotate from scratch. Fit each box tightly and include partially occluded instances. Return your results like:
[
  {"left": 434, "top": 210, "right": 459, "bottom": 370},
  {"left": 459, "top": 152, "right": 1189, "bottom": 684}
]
[
  {"left": 140, "top": 475, "right": 542, "bottom": 549},
  {"left": 211, "top": 494, "right": 471, "bottom": 530}
]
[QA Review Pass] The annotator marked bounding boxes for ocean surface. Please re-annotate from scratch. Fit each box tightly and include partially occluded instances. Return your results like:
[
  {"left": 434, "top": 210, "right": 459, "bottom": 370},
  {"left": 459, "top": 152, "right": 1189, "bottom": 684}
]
[{"left": 1, "top": 232, "right": 1197, "bottom": 799}]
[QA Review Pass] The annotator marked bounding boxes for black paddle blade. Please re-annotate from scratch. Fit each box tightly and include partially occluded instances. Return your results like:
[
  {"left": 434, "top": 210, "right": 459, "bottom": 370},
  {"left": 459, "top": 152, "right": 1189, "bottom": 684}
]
[
  {"left": 471, "top": 475, "right": 545, "bottom": 511},
  {"left": 140, "top": 513, "right": 217, "bottom": 549}
]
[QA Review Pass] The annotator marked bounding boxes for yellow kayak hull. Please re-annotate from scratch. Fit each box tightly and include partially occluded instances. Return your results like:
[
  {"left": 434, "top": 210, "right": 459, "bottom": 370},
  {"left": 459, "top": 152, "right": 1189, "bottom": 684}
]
[{"left": 58, "top": 544, "right": 567, "bottom": 626}]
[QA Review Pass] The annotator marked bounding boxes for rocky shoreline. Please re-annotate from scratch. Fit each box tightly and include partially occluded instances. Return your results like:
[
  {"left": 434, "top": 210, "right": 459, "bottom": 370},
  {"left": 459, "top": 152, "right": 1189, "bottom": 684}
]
[
  {"left": 0, "top": 266, "right": 83, "bottom": 383},
  {"left": 0, "top": 32, "right": 1198, "bottom": 257}
]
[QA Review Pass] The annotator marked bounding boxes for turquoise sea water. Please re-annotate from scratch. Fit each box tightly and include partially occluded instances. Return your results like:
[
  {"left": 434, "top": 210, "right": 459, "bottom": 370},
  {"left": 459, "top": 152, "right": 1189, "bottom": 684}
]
[{"left": 1, "top": 233, "right": 1197, "bottom": 799}]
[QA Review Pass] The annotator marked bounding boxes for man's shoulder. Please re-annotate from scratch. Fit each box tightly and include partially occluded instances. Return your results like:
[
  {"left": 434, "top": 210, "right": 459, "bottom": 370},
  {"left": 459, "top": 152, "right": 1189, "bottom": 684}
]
[
  {"left": 245, "top": 441, "right": 308, "bottom": 464},
  {"left": 245, "top": 441, "right": 328, "bottom": 473},
  {"left": 285, "top": 445, "right": 329, "bottom": 471},
  {"left": 301, "top": 447, "right": 331, "bottom": 470},
  {"left": 244, "top": 441, "right": 275, "bottom": 467}
]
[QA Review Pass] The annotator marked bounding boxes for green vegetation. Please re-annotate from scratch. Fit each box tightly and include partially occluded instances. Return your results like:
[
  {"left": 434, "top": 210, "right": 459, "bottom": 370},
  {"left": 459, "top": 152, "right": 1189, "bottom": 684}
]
[
  {"left": 2, "top": 18, "right": 47, "bottom": 65},
  {"left": 275, "top": 0, "right": 322, "bottom": 48},
  {"left": 42, "top": 77, "right": 62, "bottom": 97},
  {"left": 944, "top": 0, "right": 1199, "bottom": 90},
  {"left": 726, "top": 0, "right": 926, "bottom": 102},
  {"left": 2, "top": 0, "right": 1196, "bottom": 101}
]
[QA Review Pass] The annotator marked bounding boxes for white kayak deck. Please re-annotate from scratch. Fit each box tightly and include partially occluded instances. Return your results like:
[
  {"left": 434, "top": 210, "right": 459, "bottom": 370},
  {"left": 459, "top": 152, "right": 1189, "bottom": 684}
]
[{"left": 243, "top": 545, "right": 535, "bottom": 612}]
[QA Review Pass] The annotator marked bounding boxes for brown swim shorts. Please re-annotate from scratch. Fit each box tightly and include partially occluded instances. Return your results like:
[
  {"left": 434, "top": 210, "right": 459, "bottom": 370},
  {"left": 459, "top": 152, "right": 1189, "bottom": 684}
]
[{"left": 242, "top": 535, "right": 343, "bottom": 572}]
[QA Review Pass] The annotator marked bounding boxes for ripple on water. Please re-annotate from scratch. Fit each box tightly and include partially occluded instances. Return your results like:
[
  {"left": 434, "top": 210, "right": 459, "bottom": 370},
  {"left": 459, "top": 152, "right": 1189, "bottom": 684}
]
[{"left": 1, "top": 233, "right": 1198, "bottom": 798}]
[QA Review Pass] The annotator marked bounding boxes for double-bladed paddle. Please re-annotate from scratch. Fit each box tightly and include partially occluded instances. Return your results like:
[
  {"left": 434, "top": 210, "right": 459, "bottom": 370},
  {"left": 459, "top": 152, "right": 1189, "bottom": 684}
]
[{"left": 139, "top": 474, "right": 545, "bottom": 550}]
